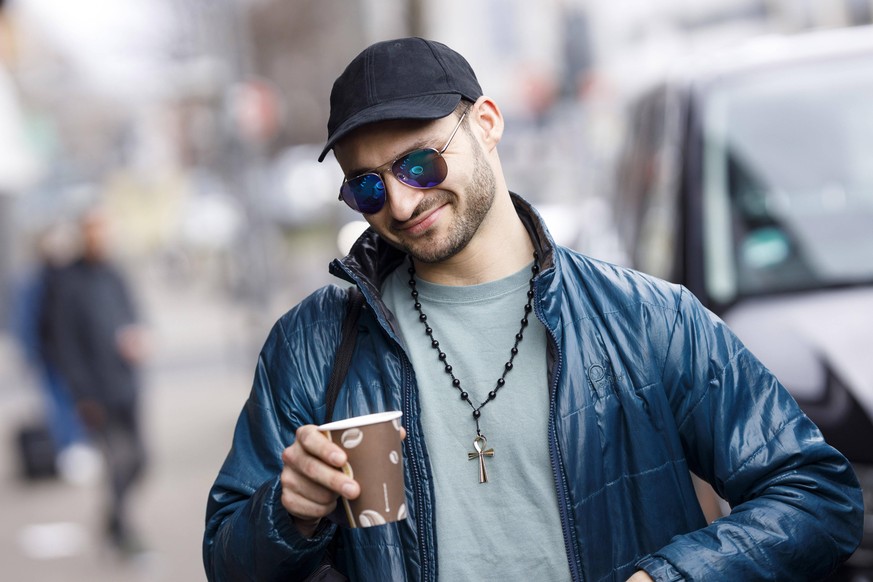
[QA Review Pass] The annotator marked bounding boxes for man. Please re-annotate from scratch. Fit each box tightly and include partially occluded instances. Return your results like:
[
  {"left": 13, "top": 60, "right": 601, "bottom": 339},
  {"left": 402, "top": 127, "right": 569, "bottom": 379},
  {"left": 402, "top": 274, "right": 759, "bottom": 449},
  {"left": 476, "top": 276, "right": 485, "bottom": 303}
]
[
  {"left": 13, "top": 225, "right": 89, "bottom": 473},
  {"left": 204, "top": 38, "right": 862, "bottom": 581},
  {"left": 42, "top": 208, "right": 149, "bottom": 554}
]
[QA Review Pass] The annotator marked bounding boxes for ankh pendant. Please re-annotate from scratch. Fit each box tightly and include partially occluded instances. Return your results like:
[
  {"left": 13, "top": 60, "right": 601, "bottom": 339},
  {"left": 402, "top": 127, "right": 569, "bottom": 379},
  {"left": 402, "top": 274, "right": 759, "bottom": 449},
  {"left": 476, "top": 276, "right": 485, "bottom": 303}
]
[{"left": 467, "top": 435, "right": 494, "bottom": 484}]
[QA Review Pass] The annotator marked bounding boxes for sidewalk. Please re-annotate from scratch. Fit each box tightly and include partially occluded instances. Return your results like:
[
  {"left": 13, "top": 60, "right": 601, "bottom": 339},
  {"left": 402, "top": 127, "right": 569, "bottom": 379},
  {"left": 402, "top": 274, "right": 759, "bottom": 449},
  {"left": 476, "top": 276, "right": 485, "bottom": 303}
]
[{"left": 0, "top": 257, "right": 316, "bottom": 582}]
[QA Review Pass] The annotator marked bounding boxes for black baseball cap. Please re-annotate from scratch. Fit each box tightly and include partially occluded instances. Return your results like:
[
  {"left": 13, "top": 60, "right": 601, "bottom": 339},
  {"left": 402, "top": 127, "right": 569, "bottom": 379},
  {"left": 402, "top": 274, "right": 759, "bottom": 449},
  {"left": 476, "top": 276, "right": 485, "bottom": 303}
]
[{"left": 318, "top": 37, "right": 483, "bottom": 162}]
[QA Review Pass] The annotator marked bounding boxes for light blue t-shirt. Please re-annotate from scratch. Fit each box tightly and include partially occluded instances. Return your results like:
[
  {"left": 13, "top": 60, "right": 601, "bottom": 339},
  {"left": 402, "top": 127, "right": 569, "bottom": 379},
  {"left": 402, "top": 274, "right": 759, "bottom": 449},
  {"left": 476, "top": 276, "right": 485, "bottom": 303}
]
[{"left": 382, "top": 262, "right": 571, "bottom": 581}]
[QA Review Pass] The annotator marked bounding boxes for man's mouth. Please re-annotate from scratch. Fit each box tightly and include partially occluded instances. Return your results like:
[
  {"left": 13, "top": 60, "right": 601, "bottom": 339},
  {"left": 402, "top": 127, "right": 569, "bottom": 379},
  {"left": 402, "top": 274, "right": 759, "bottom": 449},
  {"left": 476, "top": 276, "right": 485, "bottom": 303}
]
[{"left": 395, "top": 199, "right": 448, "bottom": 235}]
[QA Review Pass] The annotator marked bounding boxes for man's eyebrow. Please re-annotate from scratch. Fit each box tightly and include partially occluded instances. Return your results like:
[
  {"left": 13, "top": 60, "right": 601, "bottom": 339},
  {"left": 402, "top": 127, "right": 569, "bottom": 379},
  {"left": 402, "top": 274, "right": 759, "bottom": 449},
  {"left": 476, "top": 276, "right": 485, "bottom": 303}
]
[{"left": 345, "top": 136, "right": 435, "bottom": 179}]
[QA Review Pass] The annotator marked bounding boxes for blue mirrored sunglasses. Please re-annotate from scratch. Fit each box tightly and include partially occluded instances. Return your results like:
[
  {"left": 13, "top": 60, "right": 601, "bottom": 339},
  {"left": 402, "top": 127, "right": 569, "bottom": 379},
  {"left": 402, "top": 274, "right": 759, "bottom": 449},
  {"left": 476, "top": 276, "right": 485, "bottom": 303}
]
[{"left": 338, "top": 107, "right": 469, "bottom": 214}]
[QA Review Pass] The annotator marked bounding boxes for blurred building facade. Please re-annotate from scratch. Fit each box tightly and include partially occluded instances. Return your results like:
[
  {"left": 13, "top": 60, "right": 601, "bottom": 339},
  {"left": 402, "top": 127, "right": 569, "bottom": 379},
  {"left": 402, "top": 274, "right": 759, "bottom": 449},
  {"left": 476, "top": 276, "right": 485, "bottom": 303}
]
[{"left": 0, "top": 0, "right": 871, "bottom": 331}]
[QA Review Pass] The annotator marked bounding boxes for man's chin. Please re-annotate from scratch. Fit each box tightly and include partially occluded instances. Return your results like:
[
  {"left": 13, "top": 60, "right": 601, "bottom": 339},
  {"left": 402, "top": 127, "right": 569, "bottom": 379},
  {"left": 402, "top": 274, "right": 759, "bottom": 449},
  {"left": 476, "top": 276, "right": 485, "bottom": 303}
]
[{"left": 401, "top": 236, "right": 466, "bottom": 265}]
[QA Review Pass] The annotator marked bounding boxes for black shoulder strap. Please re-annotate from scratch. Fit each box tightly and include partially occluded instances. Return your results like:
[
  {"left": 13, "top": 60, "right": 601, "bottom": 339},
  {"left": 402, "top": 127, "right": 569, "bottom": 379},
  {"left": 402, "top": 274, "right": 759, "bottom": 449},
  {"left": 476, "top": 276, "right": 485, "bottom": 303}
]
[{"left": 324, "top": 287, "right": 365, "bottom": 423}]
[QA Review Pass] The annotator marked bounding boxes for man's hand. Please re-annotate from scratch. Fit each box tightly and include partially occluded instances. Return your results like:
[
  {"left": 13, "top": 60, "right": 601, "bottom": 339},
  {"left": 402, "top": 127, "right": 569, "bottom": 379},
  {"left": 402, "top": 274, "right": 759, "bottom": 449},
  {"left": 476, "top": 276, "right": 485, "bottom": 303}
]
[
  {"left": 115, "top": 324, "right": 150, "bottom": 365},
  {"left": 626, "top": 571, "right": 655, "bottom": 582},
  {"left": 280, "top": 425, "right": 361, "bottom": 537}
]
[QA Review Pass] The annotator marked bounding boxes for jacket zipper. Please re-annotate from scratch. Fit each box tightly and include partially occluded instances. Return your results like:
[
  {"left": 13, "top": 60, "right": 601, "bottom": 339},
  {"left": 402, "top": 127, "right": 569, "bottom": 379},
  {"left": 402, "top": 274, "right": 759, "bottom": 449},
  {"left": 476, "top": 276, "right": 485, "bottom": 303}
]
[
  {"left": 537, "top": 290, "right": 583, "bottom": 582},
  {"left": 401, "top": 354, "right": 432, "bottom": 581},
  {"left": 358, "top": 278, "right": 432, "bottom": 581},
  {"left": 338, "top": 265, "right": 433, "bottom": 581}
]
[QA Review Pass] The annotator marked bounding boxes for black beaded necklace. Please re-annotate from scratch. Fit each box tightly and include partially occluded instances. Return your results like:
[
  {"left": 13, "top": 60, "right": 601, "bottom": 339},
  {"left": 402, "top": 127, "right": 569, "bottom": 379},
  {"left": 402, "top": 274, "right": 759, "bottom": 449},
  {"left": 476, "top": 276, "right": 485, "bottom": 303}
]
[{"left": 407, "top": 252, "right": 540, "bottom": 483}]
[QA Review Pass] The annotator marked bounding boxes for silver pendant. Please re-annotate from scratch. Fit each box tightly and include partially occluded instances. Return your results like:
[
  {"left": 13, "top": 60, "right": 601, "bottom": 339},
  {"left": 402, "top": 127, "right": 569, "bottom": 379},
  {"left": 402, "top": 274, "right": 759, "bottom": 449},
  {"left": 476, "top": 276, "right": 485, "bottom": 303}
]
[{"left": 467, "top": 435, "right": 494, "bottom": 484}]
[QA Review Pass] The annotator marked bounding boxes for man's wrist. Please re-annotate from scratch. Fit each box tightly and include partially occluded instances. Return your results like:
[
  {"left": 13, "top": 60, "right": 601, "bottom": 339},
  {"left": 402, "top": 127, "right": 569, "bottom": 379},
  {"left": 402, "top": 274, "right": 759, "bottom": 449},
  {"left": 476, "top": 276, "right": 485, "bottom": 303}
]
[{"left": 291, "top": 515, "right": 321, "bottom": 538}]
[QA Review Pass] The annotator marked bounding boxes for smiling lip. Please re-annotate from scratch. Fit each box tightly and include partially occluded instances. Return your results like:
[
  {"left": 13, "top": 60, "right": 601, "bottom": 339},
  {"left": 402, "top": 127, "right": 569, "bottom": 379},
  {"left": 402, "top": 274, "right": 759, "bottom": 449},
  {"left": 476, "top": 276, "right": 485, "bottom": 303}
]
[{"left": 398, "top": 204, "right": 446, "bottom": 236}]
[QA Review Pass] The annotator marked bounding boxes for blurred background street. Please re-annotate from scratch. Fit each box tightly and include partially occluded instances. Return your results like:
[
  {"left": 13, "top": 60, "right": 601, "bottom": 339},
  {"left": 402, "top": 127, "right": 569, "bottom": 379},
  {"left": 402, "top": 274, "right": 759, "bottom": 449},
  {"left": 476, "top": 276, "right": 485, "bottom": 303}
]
[
  {"left": 0, "top": 244, "right": 338, "bottom": 581},
  {"left": 1, "top": 0, "right": 872, "bottom": 580},
  {"left": 0, "top": 267, "right": 249, "bottom": 581}
]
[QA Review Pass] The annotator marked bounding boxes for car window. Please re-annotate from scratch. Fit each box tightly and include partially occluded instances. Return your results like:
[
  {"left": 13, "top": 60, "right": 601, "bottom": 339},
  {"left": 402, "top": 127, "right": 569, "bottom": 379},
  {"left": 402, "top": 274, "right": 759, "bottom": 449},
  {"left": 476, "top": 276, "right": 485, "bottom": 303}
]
[
  {"left": 701, "top": 55, "right": 873, "bottom": 303},
  {"left": 615, "top": 85, "right": 684, "bottom": 282}
]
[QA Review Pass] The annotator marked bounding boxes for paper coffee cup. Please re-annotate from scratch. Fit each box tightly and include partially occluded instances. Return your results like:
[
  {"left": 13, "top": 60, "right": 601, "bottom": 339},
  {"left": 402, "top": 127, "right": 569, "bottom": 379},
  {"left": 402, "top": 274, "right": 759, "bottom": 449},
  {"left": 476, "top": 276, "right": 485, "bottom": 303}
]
[{"left": 319, "top": 411, "right": 406, "bottom": 528}]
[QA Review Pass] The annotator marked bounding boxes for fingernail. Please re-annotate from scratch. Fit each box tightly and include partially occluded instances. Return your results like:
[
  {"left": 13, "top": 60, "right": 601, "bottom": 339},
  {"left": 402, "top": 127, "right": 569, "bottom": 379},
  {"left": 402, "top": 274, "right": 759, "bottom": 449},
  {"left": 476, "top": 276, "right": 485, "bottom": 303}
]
[
  {"left": 342, "top": 482, "right": 357, "bottom": 498},
  {"left": 330, "top": 452, "right": 345, "bottom": 466}
]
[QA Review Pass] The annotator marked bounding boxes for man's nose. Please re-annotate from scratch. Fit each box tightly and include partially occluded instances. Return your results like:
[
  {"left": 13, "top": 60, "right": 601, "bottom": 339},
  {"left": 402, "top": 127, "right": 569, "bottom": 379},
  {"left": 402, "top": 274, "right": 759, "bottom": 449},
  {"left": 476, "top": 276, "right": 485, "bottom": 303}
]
[{"left": 382, "top": 174, "right": 425, "bottom": 222}]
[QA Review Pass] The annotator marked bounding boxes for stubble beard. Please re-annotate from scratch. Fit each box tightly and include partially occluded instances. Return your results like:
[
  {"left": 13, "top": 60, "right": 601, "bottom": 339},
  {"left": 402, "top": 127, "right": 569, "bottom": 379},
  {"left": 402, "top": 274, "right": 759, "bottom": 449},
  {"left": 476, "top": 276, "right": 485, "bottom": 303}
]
[{"left": 400, "top": 142, "right": 497, "bottom": 264}]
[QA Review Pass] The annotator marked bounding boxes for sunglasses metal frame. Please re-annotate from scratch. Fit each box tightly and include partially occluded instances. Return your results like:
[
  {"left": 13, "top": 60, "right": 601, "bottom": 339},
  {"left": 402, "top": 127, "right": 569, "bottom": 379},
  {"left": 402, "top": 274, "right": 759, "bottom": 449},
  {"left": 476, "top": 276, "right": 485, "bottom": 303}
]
[{"left": 338, "top": 106, "right": 470, "bottom": 214}]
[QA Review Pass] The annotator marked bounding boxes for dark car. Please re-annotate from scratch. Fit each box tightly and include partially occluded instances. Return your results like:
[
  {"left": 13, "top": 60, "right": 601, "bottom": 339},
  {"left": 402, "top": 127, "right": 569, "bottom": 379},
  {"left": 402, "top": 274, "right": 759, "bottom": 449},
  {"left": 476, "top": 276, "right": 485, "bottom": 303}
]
[{"left": 610, "top": 25, "right": 873, "bottom": 576}]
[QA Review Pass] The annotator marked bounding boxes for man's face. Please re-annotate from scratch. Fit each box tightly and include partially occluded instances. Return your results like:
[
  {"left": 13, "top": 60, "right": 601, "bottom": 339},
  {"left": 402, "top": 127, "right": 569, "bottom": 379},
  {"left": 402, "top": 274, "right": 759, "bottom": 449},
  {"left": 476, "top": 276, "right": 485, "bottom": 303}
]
[
  {"left": 333, "top": 111, "right": 497, "bottom": 264},
  {"left": 82, "top": 212, "right": 110, "bottom": 261}
]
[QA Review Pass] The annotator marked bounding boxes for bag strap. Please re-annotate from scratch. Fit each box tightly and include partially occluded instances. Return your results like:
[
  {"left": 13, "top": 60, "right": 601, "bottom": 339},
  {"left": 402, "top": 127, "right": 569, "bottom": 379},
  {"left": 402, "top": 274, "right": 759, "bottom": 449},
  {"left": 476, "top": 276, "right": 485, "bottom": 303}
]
[
  {"left": 301, "top": 287, "right": 363, "bottom": 582},
  {"left": 324, "top": 286, "right": 365, "bottom": 423}
]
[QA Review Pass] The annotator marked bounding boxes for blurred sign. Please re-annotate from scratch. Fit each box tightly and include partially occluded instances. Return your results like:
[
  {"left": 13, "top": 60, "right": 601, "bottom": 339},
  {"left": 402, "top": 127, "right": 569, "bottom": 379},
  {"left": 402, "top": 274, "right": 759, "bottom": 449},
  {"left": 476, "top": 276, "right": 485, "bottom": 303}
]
[{"left": 229, "top": 77, "right": 282, "bottom": 146}]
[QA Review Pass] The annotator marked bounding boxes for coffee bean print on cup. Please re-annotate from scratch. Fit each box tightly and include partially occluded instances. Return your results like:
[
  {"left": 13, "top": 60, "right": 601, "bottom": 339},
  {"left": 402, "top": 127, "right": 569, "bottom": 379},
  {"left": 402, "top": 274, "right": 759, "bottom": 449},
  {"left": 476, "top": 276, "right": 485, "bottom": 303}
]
[
  {"left": 341, "top": 428, "right": 364, "bottom": 448},
  {"left": 359, "top": 509, "right": 387, "bottom": 527},
  {"left": 318, "top": 411, "right": 407, "bottom": 529}
]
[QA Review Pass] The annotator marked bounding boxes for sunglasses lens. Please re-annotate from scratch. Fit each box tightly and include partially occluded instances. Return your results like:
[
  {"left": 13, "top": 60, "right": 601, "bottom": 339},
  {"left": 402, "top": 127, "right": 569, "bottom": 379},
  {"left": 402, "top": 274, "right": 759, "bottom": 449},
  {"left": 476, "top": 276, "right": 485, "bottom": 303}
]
[
  {"left": 341, "top": 174, "right": 386, "bottom": 214},
  {"left": 392, "top": 149, "right": 447, "bottom": 189}
]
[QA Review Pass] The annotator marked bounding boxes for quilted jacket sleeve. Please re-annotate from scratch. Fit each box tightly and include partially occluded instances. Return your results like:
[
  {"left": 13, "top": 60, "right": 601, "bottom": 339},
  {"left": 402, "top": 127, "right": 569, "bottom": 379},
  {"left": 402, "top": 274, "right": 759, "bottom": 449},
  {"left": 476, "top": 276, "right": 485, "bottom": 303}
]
[
  {"left": 637, "top": 287, "right": 863, "bottom": 581},
  {"left": 203, "top": 290, "right": 343, "bottom": 581}
]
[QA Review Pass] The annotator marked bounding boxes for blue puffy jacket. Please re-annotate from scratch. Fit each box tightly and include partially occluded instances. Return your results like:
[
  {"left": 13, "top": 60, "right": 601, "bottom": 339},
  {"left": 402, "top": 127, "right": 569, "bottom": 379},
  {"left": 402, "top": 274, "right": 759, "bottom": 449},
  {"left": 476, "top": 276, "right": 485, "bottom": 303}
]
[{"left": 204, "top": 194, "right": 862, "bottom": 581}]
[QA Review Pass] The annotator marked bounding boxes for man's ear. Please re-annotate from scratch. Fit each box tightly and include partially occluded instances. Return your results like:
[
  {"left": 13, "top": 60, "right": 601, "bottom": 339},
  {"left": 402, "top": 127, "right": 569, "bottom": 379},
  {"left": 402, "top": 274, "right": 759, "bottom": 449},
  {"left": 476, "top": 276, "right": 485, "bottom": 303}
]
[{"left": 470, "top": 96, "right": 503, "bottom": 152}]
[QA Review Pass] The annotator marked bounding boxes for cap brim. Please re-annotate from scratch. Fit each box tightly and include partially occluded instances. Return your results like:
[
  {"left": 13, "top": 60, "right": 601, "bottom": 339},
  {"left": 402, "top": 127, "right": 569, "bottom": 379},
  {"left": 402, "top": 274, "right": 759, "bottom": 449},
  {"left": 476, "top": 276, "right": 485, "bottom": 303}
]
[{"left": 318, "top": 93, "right": 462, "bottom": 162}]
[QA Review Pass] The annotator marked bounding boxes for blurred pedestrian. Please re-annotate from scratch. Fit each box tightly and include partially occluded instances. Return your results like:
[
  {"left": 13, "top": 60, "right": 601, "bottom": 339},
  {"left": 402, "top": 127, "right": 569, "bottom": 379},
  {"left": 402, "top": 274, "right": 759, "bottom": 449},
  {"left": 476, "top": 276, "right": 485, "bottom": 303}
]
[
  {"left": 42, "top": 207, "right": 150, "bottom": 555},
  {"left": 10, "top": 224, "right": 96, "bottom": 480},
  {"left": 204, "top": 38, "right": 863, "bottom": 581}
]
